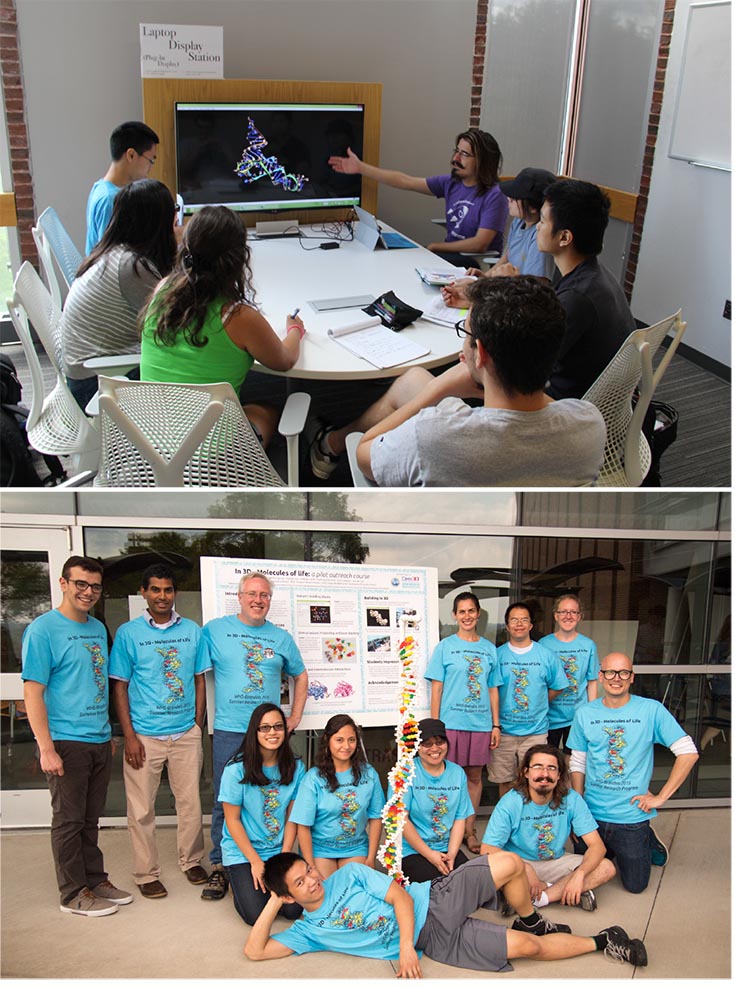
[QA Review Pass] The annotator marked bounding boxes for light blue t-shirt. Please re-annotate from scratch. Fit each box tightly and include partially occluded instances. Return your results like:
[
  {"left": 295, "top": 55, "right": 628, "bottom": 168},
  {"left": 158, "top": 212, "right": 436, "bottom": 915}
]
[
  {"left": 289, "top": 765, "right": 385, "bottom": 858},
  {"left": 219, "top": 758, "right": 306, "bottom": 866},
  {"left": 272, "top": 863, "right": 431, "bottom": 960},
  {"left": 85, "top": 179, "right": 121, "bottom": 254},
  {"left": 567, "top": 695, "right": 687, "bottom": 824},
  {"left": 539, "top": 633, "right": 599, "bottom": 729},
  {"left": 424, "top": 634, "right": 503, "bottom": 731},
  {"left": 202, "top": 616, "right": 305, "bottom": 733},
  {"left": 21, "top": 609, "right": 111, "bottom": 743},
  {"left": 481, "top": 787, "right": 598, "bottom": 861},
  {"left": 496, "top": 641, "right": 569, "bottom": 736},
  {"left": 397, "top": 758, "right": 474, "bottom": 857},
  {"left": 109, "top": 615, "right": 211, "bottom": 736},
  {"left": 505, "top": 217, "right": 556, "bottom": 279}
]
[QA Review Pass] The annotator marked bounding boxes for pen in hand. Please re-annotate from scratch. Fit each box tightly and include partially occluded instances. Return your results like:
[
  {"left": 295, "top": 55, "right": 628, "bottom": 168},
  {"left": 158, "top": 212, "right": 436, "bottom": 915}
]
[{"left": 289, "top": 307, "right": 300, "bottom": 319}]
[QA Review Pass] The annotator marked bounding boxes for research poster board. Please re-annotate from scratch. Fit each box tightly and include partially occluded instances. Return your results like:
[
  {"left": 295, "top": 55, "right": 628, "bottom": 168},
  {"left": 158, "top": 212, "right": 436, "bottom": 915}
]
[{"left": 200, "top": 557, "right": 439, "bottom": 730}]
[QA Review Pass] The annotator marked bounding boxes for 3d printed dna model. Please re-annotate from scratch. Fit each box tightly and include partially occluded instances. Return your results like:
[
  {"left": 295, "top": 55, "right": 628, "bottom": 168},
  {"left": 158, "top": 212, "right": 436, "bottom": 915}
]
[
  {"left": 234, "top": 118, "right": 307, "bottom": 193},
  {"left": 377, "top": 610, "right": 422, "bottom": 887}
]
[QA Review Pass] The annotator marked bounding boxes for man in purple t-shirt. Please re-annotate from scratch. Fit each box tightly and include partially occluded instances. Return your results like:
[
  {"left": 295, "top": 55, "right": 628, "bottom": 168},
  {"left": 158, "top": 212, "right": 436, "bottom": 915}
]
[{"left": 328, "top": 128, "right": 508, "bottom": 260}]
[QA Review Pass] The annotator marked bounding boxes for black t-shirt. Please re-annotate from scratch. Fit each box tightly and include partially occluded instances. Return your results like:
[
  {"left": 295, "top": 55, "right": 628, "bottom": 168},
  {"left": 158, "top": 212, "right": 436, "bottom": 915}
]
[{"left": 547, "top": 257, "right": 636, "bottom": 400}]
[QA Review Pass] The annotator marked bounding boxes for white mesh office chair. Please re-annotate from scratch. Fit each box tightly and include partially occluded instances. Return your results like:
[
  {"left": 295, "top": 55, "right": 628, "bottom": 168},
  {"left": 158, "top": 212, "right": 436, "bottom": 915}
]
[
  {"left": 92, "top": 376, "right": 310, "bottom": 488},
  {"left": 582, "top": 310, "right": 686, "bottom": 487},
  {"left": 345, "top": 431, "right": 377, "bottom": 487},
  {"left": 31, "top": 206, "right": 83, "bottom": 309}
]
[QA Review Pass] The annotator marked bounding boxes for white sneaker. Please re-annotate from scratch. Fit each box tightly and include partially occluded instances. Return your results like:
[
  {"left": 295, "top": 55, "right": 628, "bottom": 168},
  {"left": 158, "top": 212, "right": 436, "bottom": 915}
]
[{"left": 60, "top": 886, "right": 119, "bottom": 917}]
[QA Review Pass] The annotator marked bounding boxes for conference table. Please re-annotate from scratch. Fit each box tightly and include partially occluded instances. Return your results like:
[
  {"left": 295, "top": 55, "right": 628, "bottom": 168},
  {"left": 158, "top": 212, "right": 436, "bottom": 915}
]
[{"left": 248, "top": 221, "right": 466, "bottom": 381}]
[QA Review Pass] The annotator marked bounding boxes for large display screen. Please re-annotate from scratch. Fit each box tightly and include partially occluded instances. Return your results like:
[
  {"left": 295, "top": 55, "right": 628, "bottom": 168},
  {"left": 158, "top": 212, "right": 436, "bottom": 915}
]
[{"left": 175, "top": 101, "right": 364, "bottom": 214}]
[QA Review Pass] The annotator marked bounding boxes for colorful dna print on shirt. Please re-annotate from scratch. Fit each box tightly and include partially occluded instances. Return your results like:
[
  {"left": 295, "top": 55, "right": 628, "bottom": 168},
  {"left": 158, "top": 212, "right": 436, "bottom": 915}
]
[
  {"left": 334, "top": 788, "right": 361, "bottom": 845},
  {"left": 511, "top": 668, "right": 530, "bottom": 713},
  {"left": 234, "top": 118, "right": 307, "bottom": 193},
  {"left": 559, "top": 654, "right": 580, "bottom": 695},
  {"left": 603, "top": 726, "right": 627, "bottom": 779},
  {"left": 84, "top": 642, "right": 106, "bottom": 703},
  {"left": 331, "top": 906, "right": 390, "bottom": 933},
  {"left": 260, "top": 784, "right": 282, "bottom": 841},
  {"left": 155, "top": 646, "right": 185, "bottom": 703},
  {"left": 533, "top": 820, "right": 556, "bottom": 860},
  {"left": 430, "top": 793, "right": 449, "bottom": 842},
  {"left": 463, "top": 652, "right": 483, "bottom": 704},
  {"left": 240, "top": 637, "right": 267, "bottom": 694}
]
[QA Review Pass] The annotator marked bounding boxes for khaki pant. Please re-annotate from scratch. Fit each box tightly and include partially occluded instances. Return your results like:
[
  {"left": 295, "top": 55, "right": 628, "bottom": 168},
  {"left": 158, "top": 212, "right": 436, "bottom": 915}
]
[{"left": 123, "top": 724, "right": 204, "bottom": 884}]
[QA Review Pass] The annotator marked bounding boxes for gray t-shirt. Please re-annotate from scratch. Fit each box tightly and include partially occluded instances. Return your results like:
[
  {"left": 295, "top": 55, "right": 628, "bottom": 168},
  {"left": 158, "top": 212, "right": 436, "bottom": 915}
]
[
  {"left": 61, "top": 245, "right": 160, "bottom": 379},
  {"left": 370, "top": 396, "right": 605, "bottom": 487}
]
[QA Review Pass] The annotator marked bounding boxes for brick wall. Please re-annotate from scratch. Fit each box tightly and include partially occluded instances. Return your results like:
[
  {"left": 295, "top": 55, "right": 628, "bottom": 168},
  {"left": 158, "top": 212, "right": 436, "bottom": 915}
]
[
  {"left": 0, "top": 0, "right": 37, "bottom": 266},
  {"left": 469, "top": 0, "right": 488, "bottom": 128}
]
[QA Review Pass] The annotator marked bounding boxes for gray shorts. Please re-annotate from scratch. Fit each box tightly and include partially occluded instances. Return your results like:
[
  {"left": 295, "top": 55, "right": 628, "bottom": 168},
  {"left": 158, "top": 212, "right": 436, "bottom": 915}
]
[{"left": 414, "top": 856, "right": 512, "bottom": 972}]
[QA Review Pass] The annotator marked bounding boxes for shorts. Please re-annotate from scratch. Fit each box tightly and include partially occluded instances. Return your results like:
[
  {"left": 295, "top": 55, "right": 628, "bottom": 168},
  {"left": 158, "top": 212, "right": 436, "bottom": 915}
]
[
  {"left": 524, "top": 852, "right": 584, "bottom": 884},
  {"left": 446, "top": 729, "right": 492, "bottom": 767},
  {"left": 415, "top": 855, "right": 511, "bottom": 972},
  {"left": 487, "top": 733, "right": 547, "bottom": 784}
]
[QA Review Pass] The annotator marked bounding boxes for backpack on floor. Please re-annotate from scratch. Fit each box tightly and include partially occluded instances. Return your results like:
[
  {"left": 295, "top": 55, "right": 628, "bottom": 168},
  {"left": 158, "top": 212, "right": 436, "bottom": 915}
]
[{"left": 0, "top": 352, "right": 66, "bottom": 486}]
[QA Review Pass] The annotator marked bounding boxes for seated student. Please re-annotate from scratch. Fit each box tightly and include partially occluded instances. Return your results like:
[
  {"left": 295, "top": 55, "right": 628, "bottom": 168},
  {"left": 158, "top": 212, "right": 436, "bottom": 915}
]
[
  {"left": 86, "top": 120, "right": 160, "bottom": 254},
  {"left": 245, "top": 851, "right": 649, "bottom": 973},
  {"left": 219, "top": 703, "right": 305, "bottom": 926},
  {"left": 328, "top": 129, "right": 509, "bottom": 261},
  {"left": 140, "top": 205, "right": 305, "bottom": 446},
  {"left": 310, "top": 278, "right": 605, "bottom": 486},
  {"left": 442, "top": 178, "right": 636, "bottom": 399},
  {"left": 481, "top": 744, "right": 616, "bottom": 915},
  {"left": 62, "top": 179, "right": 177, "bottom": 411},
  {"left": 288, "top": 715, "right": 384, "bottom": 877},
  {"left": 397, "top": 718, "right": 474, "bottom": 884}
]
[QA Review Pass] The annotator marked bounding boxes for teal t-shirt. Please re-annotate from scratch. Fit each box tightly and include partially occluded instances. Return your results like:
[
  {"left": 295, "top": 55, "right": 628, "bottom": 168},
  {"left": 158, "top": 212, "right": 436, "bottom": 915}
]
[
  {"left": 219, "top": 758, "right": 306, "bottom": 866},
  {"left": 539, "top": 632, "right": 599, "bottom": 729},
  {"left": 202, "top": 615, "right": 305, "bottom": 733},
  {"left": 397, "top": 758, "right": 474, "bottom": 857},
  {"left": 21, "top": 609, "right": 111, "bottom": 743},
  {"left": 109, "top": 615, "right": 211, "bottom": 736},
  {"left": 85, "top": 178, "right": 120, "bottom": 253},
  {"left": 481, "top": 787, "right": 598, "bottom": 861},
  {"left": 289, "top": 765, "right": 385, "bottom": 858},
  {"left": 567, "top": 695, "right": 687, "bottom": 824},
  {"left": 272, "top": 863, "right": 431, "bottom": 960},
  {"left": 424, "top": 634, "right": 503, "bottom": 731},
  {"left": 496, "top": 641, "right": 569, "bottom": 736}
]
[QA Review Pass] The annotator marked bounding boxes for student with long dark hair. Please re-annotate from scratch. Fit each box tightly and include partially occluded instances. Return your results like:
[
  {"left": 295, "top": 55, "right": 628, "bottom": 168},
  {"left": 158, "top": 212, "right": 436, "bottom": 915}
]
[
  {"left": 219, "top": 702, "right": 305, "bottom": 926},
  {"left": 288, "top": 714, "right": 384, "bottom": 878},
  {"left": 140, "top": 205, "right": 306, "bottom": 446},
  {"left": 62, "top": 178, "right": 177, "bottom": 411}
]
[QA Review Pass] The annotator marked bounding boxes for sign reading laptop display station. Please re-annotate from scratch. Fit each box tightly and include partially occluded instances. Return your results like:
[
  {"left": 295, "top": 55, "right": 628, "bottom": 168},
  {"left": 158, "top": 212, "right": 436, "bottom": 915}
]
[
  {"left": 140, "top": 24, "right": 223, "bottom": 78},
  {"left": 200, "top": 557, "right": 438, "bottom": 728}
]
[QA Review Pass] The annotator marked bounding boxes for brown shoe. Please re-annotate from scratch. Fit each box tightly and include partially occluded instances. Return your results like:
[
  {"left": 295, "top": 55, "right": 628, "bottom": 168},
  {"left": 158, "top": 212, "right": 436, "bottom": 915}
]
[
  {"left": 139, "top": 880, "right": 168, "bottom": 898},
  {"left": 185, "top": 865, "right": 209, "bottom": 885}
]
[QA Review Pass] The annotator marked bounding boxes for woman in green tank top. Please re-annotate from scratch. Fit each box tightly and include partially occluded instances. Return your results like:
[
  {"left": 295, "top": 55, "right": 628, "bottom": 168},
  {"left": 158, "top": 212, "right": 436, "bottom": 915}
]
[{"left": 141, "top": 205, "right": 305, "bottom": 445}]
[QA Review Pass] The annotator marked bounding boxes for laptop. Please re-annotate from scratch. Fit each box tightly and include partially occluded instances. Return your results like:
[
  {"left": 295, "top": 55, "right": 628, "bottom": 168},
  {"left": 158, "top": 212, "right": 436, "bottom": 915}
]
[{"left": 353, "top": 206, "right": 417, "bottom": 250}]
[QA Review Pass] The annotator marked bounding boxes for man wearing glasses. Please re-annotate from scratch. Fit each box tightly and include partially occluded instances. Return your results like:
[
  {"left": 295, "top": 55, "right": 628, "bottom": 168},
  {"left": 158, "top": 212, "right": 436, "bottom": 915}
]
[
  {"left": 109, "top": 564, "right": 211, "bottom": 899},
  {"left": 490, "top": 603, "right": 569, "bottom": 800},
  {"left": 568, "top": 653, "right": 699, "bottom": 893},
  {"left": 85, "top": 120, "right": 160, "bottom": 253},
  {"left": 21, "top": 556, "right": 133, "bottom": 917},
  {"left": 481, "top": 744, "right": 616, "bottom": 917},
  {"left": 201, "top": 571, "right": 308, "bottom": 901}
]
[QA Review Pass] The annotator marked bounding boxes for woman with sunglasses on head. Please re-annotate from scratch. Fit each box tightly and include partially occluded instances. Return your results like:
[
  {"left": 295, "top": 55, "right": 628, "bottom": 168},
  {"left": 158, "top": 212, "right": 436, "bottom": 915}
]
[
  {"left": 219, "top": 702, "right": 305, "bottom": 925},
  {"left": 395, "top": 718, "right": 475, "bottom": 883},
  {"left": 288, "top": 714, "right": 384, "bottom": 878},
  {"left": 539, "top": 595, "right": 599, "bottom": 753}
]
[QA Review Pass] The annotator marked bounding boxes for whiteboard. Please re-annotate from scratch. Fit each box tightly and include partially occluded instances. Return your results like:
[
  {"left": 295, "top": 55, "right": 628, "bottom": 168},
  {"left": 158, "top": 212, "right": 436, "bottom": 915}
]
[{"left": 669, "top": 1, "right": 731, "bottom": 169}]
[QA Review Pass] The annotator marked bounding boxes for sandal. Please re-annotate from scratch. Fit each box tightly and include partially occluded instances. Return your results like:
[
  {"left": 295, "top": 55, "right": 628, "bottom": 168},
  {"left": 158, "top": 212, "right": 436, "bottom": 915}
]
[{"left": 465, "top": 829, "right": 481, "bottom": 854}]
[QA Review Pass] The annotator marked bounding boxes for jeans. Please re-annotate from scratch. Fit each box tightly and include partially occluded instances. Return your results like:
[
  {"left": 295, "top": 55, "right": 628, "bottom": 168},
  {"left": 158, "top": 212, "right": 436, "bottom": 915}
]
[
  {"left": 576, "top": 819, "right": 652, "bottom": 894},
  {"left": 226, "top": 861, "right": 303, "bottom": 926},
  {"left": 209, "top": 729, "right": 246, "bottom": 866}
]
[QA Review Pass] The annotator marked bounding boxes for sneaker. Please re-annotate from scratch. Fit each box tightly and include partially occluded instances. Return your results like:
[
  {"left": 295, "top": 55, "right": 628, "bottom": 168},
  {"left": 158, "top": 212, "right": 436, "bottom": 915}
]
[
  {"left": 579, "top": 889, "right": 597, "bottom": 912},
  {"left": 511, "top": 915, "right": 571, "bottom": 936},
  {"left": 309, "top": 423, "right": 340, "bottom": 480},
  {"left": 600, "top": 925, "right": 648, "bottom": 967},
  {"left": 60, "top": 887, "right": 118, "bottom": 917},
  {"left": 649, "top": 826, "right": 669, "bottom": 866},
  {"left": 92, "top": 879, "right": 134, "bottom": 904},
  {"left": 201, "top": 868, "right": 229, "bottom": 901}
]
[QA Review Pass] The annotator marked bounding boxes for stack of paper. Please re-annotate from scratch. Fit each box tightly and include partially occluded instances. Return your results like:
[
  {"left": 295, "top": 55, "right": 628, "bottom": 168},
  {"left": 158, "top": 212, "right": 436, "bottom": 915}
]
[{"left": 327, "top": 315, "right": 430, "bottom": 369}]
